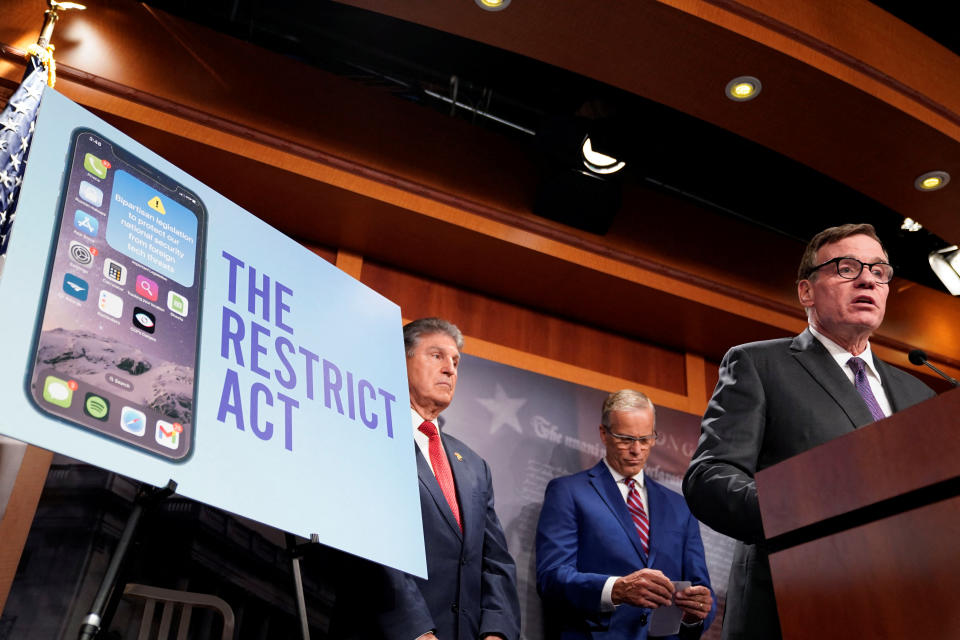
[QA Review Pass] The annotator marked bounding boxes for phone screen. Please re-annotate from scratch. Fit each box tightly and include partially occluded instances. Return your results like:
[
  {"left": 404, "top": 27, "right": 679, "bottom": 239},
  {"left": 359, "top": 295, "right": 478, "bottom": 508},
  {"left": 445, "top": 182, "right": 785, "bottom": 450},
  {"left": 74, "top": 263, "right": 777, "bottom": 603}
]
[{"left": 27, "top": 128, "right": 206, "bottom": 460}]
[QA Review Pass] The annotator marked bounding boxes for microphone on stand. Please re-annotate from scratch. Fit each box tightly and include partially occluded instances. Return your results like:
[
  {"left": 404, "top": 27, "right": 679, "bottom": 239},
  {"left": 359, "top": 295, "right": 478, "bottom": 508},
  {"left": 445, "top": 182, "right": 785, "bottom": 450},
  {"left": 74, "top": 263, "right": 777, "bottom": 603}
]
[{"left": 908, "top": 350, "right": 960, "bottom": 387}]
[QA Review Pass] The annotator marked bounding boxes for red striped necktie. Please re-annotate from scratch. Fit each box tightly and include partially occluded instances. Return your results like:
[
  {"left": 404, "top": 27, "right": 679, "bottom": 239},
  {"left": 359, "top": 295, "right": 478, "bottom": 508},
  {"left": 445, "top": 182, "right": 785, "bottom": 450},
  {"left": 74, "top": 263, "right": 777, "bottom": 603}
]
[
  {"left": 419, "top": 421, "right": 462, "bottom": 530},
  {"left": 626, "top": 477, "right": 649, "bottom": 554}
]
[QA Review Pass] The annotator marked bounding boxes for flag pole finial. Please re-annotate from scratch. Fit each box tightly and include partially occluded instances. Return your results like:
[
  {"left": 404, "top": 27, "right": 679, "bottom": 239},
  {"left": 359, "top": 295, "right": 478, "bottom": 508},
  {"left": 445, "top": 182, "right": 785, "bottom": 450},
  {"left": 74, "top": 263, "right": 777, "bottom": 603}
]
[
  {"left": 30, "top": 1, "right": 86, "bottom": 88},
  {"left": 37, "top": 1, "right": 87, "bottom": 50}
]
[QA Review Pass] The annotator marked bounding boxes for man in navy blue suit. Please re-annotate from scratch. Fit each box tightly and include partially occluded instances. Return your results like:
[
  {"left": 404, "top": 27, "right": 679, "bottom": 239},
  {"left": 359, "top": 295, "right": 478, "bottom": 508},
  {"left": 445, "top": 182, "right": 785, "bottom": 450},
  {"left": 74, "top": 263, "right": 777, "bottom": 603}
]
[
  {"left": 330, "top": 317, "right": 520, "bottom": 640},
  {"left": 536, "top": 389, "right": 714, "bottom": 639}
]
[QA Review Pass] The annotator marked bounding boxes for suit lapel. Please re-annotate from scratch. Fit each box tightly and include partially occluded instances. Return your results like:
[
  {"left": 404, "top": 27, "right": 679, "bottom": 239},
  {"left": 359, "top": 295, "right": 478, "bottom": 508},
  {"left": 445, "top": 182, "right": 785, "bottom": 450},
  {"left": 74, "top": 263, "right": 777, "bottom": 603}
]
[
  {"left": 415, "top": 444, "right": 463, "bottom": 539},
  {"left": 791, "top": 329, "right": 874, "bottom": 428},
  {"left": 588, "top": 461, "right": 647, "bottom": 564},
  {"left": 875, "top": 358, "right": 906, "bottom": 412}
]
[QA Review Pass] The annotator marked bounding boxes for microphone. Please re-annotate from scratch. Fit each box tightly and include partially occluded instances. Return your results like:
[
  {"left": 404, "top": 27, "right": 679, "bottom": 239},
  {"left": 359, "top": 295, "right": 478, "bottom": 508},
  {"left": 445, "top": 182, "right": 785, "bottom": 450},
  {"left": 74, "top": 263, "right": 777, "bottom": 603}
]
[{"left": 908, "top": 349, "right": 960, "bottom": 387}]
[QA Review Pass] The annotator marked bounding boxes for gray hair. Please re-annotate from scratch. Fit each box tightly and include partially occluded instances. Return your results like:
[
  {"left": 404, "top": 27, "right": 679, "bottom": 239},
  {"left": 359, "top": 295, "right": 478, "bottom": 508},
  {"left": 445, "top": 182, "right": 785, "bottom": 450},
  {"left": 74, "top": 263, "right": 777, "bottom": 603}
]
[
  {"left": 403, "top": 317, "right": 464, "bottom": 356},
  {"left": 601, "top": 389, "right": 656, "bottom": 427}
]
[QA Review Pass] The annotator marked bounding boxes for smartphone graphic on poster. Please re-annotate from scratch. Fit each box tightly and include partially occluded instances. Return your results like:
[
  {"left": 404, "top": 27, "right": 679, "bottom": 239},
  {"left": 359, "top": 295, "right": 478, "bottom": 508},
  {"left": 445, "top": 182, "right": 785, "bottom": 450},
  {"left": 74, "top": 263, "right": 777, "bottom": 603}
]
[{"left": 27, "top": 128, "right": 206, "bottom": 461}]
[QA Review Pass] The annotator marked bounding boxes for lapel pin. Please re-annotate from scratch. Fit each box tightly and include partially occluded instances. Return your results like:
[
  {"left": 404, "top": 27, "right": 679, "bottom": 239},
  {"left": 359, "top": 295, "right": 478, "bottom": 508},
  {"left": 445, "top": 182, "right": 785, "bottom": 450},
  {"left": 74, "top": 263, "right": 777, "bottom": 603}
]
[{"left": 454, "top": 452, "right": 463, "bottom": 461}]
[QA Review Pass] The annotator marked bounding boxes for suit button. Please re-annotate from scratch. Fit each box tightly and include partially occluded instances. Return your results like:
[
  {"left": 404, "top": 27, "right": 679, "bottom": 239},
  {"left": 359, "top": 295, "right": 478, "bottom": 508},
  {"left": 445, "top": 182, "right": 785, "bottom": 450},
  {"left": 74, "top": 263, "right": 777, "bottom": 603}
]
[{"left": 451, "top": 604, "right": 459, "bottom": 613}]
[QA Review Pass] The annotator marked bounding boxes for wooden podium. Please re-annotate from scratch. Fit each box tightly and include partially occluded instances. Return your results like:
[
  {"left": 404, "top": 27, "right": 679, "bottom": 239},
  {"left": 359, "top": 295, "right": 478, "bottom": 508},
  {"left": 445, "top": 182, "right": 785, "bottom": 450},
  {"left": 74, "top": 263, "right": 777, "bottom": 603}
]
[{"left": 756, "top": 387, "right": 960, "bottom": 639}]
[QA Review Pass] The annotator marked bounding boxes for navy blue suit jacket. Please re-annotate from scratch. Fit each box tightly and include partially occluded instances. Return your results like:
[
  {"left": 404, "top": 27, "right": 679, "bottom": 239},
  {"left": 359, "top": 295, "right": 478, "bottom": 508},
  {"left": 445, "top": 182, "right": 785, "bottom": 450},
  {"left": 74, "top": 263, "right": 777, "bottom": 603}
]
[
  {"left": 331, "top": 428, "right": 520, "bottom": 640},
  {"left": 536, "top": 461, "right": 715, "bottom": 639}
]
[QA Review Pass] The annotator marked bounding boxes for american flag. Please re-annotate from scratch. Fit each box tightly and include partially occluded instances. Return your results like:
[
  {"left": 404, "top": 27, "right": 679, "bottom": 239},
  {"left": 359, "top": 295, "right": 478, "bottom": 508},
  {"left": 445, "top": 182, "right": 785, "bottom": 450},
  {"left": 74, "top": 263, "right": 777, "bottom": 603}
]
[{"left": 0, "top": 58, "right": 46, "bottom": 259}]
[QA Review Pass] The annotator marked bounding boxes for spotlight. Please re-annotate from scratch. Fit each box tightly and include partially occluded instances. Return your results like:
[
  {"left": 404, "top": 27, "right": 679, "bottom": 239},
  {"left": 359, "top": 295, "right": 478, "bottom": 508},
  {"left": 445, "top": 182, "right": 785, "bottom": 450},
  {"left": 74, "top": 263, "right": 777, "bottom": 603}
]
[
  {"left": 581, "top": 137, "right": 626, "bottom": 175},
  {"left": 929, "top": 245, "right": 960, "bottom": 295},
  {"left": 915, "top": 170, "right": 950, "bottom": 191},
  {"left": 725, "top": 76, "right": 762, "bottom": 102},
  {"left": 901, "top": 218, "right": 923, "bottom": 232}
]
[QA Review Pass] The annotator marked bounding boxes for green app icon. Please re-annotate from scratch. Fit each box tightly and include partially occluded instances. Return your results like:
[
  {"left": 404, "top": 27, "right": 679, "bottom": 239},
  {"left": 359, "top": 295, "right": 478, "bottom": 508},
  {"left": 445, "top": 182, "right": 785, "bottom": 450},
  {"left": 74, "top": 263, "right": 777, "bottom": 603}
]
[
  {"left": 84, "top": 393, "right": 110, "bottom": 421},
  {"left": 84, "top": 153, "right": 108, "bottom": 179},
  {"left": 42, "top": 375, "right": 74, "bottom": 408}
]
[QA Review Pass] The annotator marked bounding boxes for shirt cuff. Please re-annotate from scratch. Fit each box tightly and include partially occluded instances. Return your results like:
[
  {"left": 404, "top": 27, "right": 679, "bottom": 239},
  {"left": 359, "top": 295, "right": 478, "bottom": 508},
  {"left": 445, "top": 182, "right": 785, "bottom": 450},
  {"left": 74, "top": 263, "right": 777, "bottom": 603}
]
[{"left": 600, "top": 576, "right": 620, "bottom": 612}]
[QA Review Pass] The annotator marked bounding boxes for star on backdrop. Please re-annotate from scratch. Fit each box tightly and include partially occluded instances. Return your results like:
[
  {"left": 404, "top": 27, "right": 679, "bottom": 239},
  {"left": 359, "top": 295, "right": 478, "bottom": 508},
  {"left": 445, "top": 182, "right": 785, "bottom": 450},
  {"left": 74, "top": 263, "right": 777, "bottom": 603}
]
[{"left": 476, "top": 383, "right": 526, "bottom": 435}]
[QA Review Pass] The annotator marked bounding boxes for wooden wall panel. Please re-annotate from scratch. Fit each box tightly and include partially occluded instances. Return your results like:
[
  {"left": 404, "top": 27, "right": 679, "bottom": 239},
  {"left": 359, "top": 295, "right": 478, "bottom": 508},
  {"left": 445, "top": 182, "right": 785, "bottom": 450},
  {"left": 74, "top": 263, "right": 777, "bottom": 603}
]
[{"left": 361, "top": 261, "right": 687, "bottom": 395}]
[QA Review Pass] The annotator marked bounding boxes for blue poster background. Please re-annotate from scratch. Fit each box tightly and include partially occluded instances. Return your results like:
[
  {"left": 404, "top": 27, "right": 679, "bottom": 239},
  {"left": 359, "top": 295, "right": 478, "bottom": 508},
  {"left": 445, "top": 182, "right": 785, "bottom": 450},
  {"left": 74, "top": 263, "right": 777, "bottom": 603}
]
[{"left": 0, "top": 89, "right": 426, "bottom": 578}]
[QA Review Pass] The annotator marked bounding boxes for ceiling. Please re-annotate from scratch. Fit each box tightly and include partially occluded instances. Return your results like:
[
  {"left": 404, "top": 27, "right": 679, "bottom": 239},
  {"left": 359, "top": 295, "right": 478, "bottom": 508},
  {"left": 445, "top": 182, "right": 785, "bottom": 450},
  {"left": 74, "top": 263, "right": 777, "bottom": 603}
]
[{"left": 139, "top": 0, "right": 960, "bottom": 294}]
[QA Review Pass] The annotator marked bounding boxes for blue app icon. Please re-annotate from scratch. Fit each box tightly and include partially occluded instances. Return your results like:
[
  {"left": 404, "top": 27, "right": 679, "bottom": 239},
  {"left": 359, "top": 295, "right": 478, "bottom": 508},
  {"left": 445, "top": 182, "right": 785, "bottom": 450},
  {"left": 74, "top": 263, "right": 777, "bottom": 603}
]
[
  {"left": 120, "top": 406, "right": 146, "bottom": 436},
  {"left": 62, "top": 273, "right": 89, "bottom": 301},
  {"left": 74, "top": 210, "right": 99, "bottom": 236}
]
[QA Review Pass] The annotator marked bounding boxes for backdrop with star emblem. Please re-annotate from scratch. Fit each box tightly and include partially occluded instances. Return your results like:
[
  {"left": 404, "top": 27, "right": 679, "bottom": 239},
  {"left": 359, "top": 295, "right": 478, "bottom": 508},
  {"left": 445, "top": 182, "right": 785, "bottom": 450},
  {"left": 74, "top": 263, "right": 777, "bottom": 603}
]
[{"left": 443, "top": 353, "right": 734, "bottom": 640}]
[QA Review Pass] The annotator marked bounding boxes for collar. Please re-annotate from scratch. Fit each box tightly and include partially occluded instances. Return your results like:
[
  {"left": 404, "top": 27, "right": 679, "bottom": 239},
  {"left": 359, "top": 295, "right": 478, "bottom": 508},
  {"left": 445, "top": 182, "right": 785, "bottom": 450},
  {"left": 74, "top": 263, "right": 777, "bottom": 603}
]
[
  {"left": 411, "top": 408, "right": 437, "bottom": 432},
  {"left": 602, "top": 457, "right": 645, "bottom": 489},
  {"left": 809, "top": 324, "right": 881, "bottom": 380}
]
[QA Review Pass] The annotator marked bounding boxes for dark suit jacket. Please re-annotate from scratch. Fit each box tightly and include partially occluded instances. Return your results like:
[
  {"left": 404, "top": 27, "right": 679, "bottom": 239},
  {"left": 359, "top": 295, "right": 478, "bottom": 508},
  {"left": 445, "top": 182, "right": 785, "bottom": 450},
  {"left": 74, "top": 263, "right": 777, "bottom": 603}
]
[
  {"left": 536, "top": 460, "right": 715, "bottom": 640},
  {"left": 330, "top": 427, "right": 521, "bottom": 640},
  {"left": 682, "top": 329, "right": 935, "bottom": 640}
]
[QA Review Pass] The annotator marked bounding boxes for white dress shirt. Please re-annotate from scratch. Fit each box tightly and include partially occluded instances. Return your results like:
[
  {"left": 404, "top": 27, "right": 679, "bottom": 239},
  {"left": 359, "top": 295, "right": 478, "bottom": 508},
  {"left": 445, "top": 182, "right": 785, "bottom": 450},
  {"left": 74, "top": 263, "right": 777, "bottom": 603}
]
[{"left": 808, "top": 325, "right": 892, "bottom": 418}]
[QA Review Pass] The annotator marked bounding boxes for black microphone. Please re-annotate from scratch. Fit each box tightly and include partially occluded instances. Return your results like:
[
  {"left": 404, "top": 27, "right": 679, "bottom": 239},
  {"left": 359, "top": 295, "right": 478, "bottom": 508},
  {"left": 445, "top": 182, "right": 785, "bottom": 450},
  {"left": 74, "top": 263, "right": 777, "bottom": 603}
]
[{"left": 908, "top": 349, "right": 960, "bottom": 387}]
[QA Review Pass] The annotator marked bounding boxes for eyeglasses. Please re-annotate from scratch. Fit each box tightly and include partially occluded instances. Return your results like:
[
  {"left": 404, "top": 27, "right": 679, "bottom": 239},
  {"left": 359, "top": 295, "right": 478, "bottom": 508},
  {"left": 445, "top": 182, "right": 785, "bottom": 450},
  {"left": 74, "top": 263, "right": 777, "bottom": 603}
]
[
  {"left": 807, "top": 257, "right": 894, "bottom": 284},
  {"left": 602, "top": 425, "right": 660, "bottom": 448}
]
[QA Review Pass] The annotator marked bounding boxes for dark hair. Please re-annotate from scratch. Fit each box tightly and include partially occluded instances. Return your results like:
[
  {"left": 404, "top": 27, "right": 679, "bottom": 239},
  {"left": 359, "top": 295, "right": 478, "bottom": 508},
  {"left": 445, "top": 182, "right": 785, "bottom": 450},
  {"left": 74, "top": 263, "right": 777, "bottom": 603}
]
[
  {"left": 403, "top": 317, "right": 464, "bottom": 356},
  {"left": 797, "top": 223, "right": 886, "bottom": 282}
]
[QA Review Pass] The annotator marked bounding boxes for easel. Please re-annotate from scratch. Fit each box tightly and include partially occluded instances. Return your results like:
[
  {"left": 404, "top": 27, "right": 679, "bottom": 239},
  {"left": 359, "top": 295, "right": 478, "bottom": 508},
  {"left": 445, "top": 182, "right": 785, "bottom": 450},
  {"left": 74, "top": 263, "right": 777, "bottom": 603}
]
[
  {"left": 286, "top": 533, "right": 320, "bottom": 640},
  {"left": 77, "top": 479, "right": 177, "bottom": 640}
]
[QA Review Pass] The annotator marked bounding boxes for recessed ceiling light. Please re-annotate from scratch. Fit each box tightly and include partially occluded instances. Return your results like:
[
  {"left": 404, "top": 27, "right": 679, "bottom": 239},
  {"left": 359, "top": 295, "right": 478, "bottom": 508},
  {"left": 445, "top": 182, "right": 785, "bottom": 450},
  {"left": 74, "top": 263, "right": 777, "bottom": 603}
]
[
  {"left": 914, "top": 170, "right": 950, "bottom": 191},
  {"left": 725, "top": 76, "right": 761, "bottom": 102},
  {"left": 475, "top": 0, "right": 510, "bottom": 10},
  {"left": 581, "top": 137, "right": 625, "bottom": 175}
]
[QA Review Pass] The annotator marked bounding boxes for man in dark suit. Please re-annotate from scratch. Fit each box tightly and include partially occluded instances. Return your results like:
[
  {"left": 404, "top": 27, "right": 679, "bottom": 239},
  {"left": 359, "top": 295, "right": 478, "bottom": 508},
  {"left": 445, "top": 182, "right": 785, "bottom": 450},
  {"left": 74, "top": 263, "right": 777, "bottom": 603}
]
[
  {"left": 536, "top": 389, "right": 715, "bottom": 640},
  {"left": 683, "top": 223, "right": 936, "bottom": 640},
  {"left": 331, "top": 317, "right": 520, "bottom": 640}
]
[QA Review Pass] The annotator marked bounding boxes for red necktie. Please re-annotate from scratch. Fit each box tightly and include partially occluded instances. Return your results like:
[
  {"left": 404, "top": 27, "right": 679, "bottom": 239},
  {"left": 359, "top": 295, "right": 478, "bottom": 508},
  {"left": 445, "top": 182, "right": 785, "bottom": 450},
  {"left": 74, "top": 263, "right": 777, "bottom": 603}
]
[
  {"left": 418, "top": 421, "right": 462, "bottom": 530},
  {"left": 626, "top": 477, "right": 649, "bottom": 554}
]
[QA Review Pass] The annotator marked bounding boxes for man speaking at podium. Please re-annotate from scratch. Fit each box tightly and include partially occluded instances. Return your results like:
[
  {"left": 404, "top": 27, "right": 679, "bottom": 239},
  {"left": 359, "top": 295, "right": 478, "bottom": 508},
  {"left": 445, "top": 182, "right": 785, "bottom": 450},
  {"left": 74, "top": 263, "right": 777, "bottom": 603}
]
[
  {"left": 683, "top": 224, "right": 935, "bottom": 640},
  {"left": 332, "top": 317, "right": 520, "bottom": 640}
]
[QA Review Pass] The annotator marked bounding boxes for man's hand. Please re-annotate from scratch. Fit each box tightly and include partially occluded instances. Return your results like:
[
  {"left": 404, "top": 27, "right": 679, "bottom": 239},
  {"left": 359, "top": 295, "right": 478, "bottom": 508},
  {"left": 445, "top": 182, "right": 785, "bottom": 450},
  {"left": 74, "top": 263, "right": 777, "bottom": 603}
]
[
  {"left": 611, "top": 569, "right": 674, "bottom": 609},
  {"left": 415, "top": 634, "right": 438, "bottom": 640},
  {"left": 674, "top": 585, "right": 712, "bottom": 623}
]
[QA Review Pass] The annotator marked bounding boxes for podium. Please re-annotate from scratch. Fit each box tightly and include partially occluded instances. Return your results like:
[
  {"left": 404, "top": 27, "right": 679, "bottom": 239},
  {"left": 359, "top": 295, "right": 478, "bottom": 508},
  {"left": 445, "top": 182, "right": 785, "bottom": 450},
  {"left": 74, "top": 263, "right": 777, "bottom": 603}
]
[{"left": 756, "top": 387, "right": 960, "bottom": 639}]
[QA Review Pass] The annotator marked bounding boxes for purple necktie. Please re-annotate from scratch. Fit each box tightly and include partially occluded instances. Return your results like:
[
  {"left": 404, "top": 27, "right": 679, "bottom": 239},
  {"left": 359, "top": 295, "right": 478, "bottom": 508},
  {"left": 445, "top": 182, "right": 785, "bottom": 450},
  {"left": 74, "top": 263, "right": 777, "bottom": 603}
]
[
  {"left": 847, "top": 357, "right": 886, "bottom": 422},
  {"left": 625, "top": 478, "right": 649, "bottom": 554}
]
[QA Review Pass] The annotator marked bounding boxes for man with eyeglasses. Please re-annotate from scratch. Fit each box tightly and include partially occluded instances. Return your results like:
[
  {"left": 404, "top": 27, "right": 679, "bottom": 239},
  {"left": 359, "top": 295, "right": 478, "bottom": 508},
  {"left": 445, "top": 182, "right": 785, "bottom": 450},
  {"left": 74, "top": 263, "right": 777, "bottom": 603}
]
[
  {"left": 536, "top": 389, "right": 715, "bottom": 639},
  {"left": 683, "top": 223, "right": 935, "bottom": 640}
]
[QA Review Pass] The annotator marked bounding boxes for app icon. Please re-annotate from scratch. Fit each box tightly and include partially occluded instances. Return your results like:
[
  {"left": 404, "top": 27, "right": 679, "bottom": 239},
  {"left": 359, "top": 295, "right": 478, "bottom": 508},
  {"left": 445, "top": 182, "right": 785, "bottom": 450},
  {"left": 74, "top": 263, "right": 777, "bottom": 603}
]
[
  {"left": 133, "top": 307, "right": 156, "bottom": 334},
  {"left": 120, "top": 406, "right": 146, "bottom": 436},
  {"left": 63, "top": 273, "right": 89, "bottom": 301},
  {"left": 74, "top": 210, "right": 99, "bottom": 236},
  {"left": 42, "top": 375, "right": 74, "bottom": 408},
  {"left": 84, "top": 153, "right": 108, "bottom": 179},
  {"left": 83, "top": 393, "right": 110, "bottom": 421},
  {"left": 167, "top": 290, "right": 188, "bottom": 317},
  {"left": 155, "top": 420, "right": 182, "bottom": 449},
  {"left": 103, "top": 258, "right": 127, "bottom": 286},
  {"left": 68, "top": 241, "right": 94, "bottom": 267},
  {"left": 78, "top": 180, "right": 103, "bottom": 207},
  {"left": 98, "top": 290, "right": 123, "bottom": 318},
  {"left": 148, "top": 195, "right": 166, "bottom": 215},
  {"left": 136, "top": 275, "right": 159, "bottom": 302}
]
